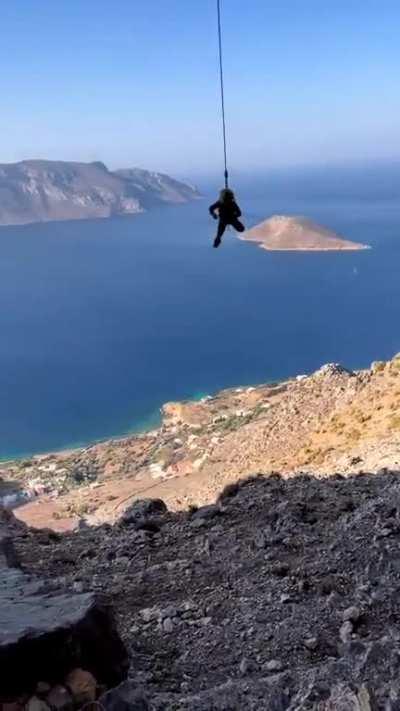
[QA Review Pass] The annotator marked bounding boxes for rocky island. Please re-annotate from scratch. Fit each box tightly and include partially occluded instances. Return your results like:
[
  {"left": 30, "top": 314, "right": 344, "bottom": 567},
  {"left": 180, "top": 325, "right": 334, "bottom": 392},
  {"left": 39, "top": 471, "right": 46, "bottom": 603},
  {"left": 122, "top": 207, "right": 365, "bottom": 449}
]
[
  {"left": 0, "top": 160, "right": 201, "bottom": 226},
  {"left": 242, "top": 215, "right": 369, "bottom": 251}
]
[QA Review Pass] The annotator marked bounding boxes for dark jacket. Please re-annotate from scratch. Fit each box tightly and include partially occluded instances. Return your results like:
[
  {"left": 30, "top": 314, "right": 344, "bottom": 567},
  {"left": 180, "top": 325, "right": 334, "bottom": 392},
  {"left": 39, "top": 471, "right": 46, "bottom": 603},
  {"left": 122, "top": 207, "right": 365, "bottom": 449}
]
[{"left": 209, "top": 199, "right": 242, "bottom": 223}]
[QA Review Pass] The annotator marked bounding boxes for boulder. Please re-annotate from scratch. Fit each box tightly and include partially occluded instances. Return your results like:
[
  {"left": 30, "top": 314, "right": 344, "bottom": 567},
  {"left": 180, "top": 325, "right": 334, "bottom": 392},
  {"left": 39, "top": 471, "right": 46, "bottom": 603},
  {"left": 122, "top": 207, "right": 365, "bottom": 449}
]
[
  {"left": 342, "top": 606, "right": 361, "bottom": 623},
  {"left": 0, "top": 580, "right": 128, "bottom": 698},
  {"left": 0, "top": 505, "right": 27, "bottom": 532},
  {"left": 45, "top": 686, "right": 73, "bottom": 711},
  {"left": 0, "top": 531, "right": 19, "bottom": 569},
  {"left": 121, "top": 498, "right": 167, "bottom": 526},
  {"left": 191, "top": 504, "right": 222, "bottom": 523},
  {"left": 0, "top": 506, "right": 24, "bottom": 570},
  {"left": 192, "top": 504, "right": 221, "bottom": 519},
  {"left": 25, "top": 697, "right": 51, "bottom": 711},
  {"left": 98, "top": 681, "right": 149, "bottom": 710},
  {"left": 321, "top": 684, "right": 372, "bottom": 711},
  {"left": 0, "top": 504, "right": 127, "bottom": 702}
]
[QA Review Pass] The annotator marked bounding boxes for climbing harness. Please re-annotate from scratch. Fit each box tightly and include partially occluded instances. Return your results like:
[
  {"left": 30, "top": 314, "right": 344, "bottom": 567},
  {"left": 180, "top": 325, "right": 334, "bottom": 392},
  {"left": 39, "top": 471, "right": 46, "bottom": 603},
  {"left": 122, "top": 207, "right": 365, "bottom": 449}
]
[{"left": 217, "top": 0, "right": 229, "bottom": 189}]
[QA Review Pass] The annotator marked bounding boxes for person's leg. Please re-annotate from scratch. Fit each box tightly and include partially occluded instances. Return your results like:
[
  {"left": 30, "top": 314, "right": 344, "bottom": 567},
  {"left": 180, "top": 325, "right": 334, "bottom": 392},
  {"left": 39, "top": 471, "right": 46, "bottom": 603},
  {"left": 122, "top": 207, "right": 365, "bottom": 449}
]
[
  {"left": 231, "top": 218, "right": 245, "bottom": 233},
  {"left": 214, "top": 221, "right": 226, "bottom": 248}
]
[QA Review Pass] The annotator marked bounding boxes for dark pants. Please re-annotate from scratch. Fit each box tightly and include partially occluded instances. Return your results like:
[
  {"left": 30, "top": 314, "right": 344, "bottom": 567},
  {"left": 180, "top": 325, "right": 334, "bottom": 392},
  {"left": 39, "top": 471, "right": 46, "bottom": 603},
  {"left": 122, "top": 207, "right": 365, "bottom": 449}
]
[{"left": 216, "top": 218, "right": 245, "bottom": 239}]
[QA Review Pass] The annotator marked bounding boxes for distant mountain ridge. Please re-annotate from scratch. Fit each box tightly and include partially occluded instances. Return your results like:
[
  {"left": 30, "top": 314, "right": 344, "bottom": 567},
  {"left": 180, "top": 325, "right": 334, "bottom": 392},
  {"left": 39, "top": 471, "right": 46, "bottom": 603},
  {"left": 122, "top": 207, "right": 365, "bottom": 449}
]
[{"left": 0, "top": 160, "right": 201, "bottom": 226}]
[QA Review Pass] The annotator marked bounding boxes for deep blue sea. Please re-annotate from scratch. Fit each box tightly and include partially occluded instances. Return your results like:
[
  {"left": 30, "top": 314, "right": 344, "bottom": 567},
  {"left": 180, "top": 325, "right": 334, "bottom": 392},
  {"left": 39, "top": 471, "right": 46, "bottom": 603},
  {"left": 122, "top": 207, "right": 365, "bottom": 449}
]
[{"left": 1, "top": 170, "right": 400, "bottom": 458}]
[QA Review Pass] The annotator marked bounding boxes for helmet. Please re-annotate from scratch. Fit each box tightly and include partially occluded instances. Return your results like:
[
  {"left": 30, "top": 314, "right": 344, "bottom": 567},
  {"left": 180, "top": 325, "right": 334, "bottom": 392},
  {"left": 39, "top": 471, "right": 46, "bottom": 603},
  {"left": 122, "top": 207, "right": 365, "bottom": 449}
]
[{"left": 219, "top": 188, "right": 235, "bottom": 201}]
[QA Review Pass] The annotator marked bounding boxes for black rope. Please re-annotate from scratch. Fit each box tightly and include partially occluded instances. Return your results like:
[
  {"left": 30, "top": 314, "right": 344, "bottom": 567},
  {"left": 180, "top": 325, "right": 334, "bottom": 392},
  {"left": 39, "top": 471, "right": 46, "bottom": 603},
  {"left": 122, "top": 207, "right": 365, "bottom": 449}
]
[{"left": 217, "top": 0, "right": 229, "bottom": 188}]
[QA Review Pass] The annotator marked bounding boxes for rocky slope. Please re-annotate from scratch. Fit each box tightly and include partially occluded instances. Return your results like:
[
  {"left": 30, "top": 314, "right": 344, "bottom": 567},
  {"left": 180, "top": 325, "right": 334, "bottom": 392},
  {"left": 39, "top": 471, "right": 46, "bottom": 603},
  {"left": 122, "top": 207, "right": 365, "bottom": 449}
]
[
  {"left": 0, "top": 160, "right": 200, "bottom": 226},
  {"left": 3, "top": 357, "right": 400, "bottom": 707},
  {"left": 242, "top": 216, "right": 369, "bottom": 251},
  {"left": 11, "top": 468, "right": 400, "bottom": 709},
  {"left": 4, "top": 356, "right": 400, "bottom": 531}
]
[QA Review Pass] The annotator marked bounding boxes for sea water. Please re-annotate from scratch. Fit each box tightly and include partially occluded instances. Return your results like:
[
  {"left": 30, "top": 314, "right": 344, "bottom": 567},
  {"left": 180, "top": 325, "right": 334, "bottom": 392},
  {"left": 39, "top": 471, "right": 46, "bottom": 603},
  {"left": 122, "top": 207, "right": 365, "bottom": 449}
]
[{"left": 0, "top": 175, "right": 399, "bottom": 457}]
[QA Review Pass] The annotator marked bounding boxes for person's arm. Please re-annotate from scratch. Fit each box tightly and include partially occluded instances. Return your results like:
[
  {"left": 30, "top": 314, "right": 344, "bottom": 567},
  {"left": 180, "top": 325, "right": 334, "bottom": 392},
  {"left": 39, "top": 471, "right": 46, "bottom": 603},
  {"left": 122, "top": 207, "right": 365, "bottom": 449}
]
[{"left": 209, "top": 201, "right": 220, "bottom": 219}]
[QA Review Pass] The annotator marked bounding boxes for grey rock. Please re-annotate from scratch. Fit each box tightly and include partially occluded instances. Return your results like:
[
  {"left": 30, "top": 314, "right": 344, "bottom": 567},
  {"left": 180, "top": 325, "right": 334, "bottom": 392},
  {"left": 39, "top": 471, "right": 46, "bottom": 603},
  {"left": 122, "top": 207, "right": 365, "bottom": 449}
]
[
  {"left": 72, "top": 581, "right": 84, "bottom": 593},
  {"left": 26, "top": 697, "right": 51, "bottom": 711},
  {"left": 343, "top": 606, "right": 361, "bottom": 622},
  {"left": 190, "top": 517, "right": 207, "bottom": 529},
  {"left": 280, "top": 593, "right": 292, "bottom": 604},
  {"left": 159, "top": 604, "right": 180, "bottom": 619},
  {"left": 121, "top": 499, "right": 167, "bottom": 526},
  {"left": 163, "top": 617, "right": 174, "bottom": 633},
  {"left": 340, "top": 621, "right": 354, "bottom": 643},
  {"left": 239, "top": 657, "right": 251, "bottom": 675},
  {"left": 265, "top": 659, "right": 284, "bottom": 673},
  {"left": 254, "top": 531, "right": 267, "bottom": 548},
  {"left": 321, "top": 684, "right": 373, "bottom": 711},
  {"left": 304, "top": 636, "right": 318, "bottom": 650},
  {"left": 0, "top": 530, "right": 19, "bottom": 569},
  {"left": 340, "top": 640, "right": 368, "bottom": 659},
  {"left": 115, "top": 556, "right": 130, "bottom": 567},
  {"left": 192, "top": 504, "right": 221, "bottom": 521},
  {"left": 45, "top": 686, "right": 73, "bottom": 711},
  {"left": 140, "top": 607, "right": 158, "bottom": 623},
  {"left": 0, "top": 578, "right": 128, "bottom": 697},
  {"left": 98, "top": 681, "right": 149, "bottom": 710}
]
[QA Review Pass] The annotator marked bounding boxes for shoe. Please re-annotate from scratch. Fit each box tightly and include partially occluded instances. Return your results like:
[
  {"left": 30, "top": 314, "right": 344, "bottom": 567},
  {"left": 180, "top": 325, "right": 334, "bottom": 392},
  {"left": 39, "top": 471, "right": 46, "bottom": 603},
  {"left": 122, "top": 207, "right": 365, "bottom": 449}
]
[{"left": 213, "top": 237, "right": 221, "bottom": 248}]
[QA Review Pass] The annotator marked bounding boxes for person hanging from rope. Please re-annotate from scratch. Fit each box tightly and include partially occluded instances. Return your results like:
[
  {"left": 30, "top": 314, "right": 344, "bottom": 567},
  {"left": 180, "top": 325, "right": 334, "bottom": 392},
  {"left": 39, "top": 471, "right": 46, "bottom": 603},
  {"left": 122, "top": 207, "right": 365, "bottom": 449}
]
[
  {"left": 210, "top": 3, "right": 245, "bottom": 248},
  {"left": 209, "top": 188, "right": 245, "bottom": 248}
]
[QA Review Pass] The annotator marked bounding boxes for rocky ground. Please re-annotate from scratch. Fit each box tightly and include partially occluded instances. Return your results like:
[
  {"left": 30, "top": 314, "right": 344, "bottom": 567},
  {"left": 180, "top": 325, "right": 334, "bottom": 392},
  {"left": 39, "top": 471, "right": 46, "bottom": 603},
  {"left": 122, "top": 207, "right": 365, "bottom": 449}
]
[
  {"left": 3, "top": 356, "right": 400, "bottom": 531},
  {"left": 10, "top": 467, "right": 400, "bottom": 709}
]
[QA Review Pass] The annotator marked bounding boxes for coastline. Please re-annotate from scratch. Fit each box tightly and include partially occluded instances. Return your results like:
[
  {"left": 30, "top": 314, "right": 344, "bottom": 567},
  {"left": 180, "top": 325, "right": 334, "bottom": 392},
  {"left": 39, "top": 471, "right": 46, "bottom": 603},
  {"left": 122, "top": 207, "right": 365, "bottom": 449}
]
[
  {"left": 239, "top": 235, "right": 371, "bottom": 251},
  {"left": 0, "top": 411, "right": 162, "bottom": 464},
  {"left": 256, "top": 244, "right": 370, "bottom": 252},
  {"left": 5, "top": 356, "right": 400, "bottom": 528},
  {"left": 0, "top": 354, "right": 387, "bottom": 466},
  {"left": 0, "top": 378, "right": 285, "bottom": 464}
]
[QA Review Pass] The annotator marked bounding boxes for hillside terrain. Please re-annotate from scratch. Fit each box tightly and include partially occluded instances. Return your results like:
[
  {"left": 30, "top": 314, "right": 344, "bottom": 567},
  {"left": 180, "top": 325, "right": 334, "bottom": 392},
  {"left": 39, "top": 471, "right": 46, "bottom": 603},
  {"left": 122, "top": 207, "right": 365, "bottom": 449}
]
[
  {"left": 3, "top": 356, "right": 400, "bottom": 708},
  {"left": 242, "top": 215, "right": 369, "bottom": 251},
  {"left": 2, "top": 356, "right": 400, "bottom": 531},
  {"left": 7, "top": 466, "right": 400, "bottom": 709},
  {"left": 0, "top": 160, "right": 200, "bottom": 226}
]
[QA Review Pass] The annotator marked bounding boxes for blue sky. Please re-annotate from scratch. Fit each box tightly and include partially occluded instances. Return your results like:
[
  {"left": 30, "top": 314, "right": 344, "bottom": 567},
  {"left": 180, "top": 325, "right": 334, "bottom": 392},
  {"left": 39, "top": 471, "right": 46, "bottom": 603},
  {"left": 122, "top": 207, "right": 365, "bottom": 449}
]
[{"left": 1, "top": 0, "right": 400, "bottom": 177}]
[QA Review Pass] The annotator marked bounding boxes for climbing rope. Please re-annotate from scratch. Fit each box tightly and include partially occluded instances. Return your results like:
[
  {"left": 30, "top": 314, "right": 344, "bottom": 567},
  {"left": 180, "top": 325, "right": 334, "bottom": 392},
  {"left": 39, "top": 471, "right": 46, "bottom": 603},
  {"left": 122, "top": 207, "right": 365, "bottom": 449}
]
[{"left": 217, "top": 0, "right": 229, "bottom": 188}]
